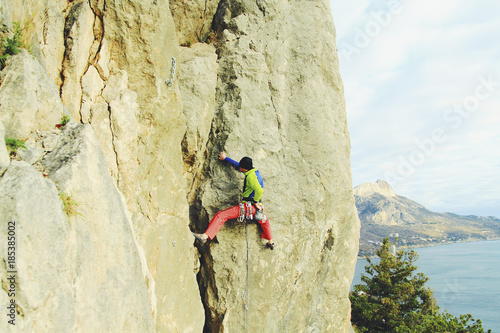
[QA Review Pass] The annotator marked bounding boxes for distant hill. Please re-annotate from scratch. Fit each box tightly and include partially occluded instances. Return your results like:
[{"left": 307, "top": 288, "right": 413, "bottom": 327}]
[{"left": 354, "top": 180, "right": 500, "bottom": 257}]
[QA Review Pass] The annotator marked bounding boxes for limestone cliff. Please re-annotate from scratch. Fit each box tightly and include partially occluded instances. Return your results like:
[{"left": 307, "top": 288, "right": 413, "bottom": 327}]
[{"left": 0, "top": 0, "right": 359, "bottom": 332}]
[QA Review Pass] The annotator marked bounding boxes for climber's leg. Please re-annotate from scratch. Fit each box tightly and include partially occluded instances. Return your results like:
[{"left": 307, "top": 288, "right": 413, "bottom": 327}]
[
  {"left": 205, "top": 205, "right": 240, "bottom": 240},
  {"left": 258, "top": 215, "right": 273, "bottom": 241}
]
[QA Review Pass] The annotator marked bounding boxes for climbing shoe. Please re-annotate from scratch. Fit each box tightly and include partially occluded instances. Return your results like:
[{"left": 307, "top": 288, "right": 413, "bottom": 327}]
[
  {"left": 267, "top": 242, "right": 274, "bottom": 250},
  {"left": 193, "top": 233, "right": 208, "bottom": 244}
]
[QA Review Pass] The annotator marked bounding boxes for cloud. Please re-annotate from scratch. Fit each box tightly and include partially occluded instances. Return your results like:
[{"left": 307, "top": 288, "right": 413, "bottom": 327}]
[{"left": 332, "top": 0, "right": 500, "bottom": 217}]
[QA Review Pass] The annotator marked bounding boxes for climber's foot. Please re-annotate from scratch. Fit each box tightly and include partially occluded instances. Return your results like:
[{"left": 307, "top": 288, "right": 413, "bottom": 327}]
[
  {"left": 193, "top": 233, "right": 208, "bottom": 244},
  {"left": 266, "top": 242, "right": 274, "bottom": 250}
]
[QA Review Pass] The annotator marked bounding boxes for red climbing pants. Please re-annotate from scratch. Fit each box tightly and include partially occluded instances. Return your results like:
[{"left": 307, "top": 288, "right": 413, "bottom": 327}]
[{"left": 205, "top": 204, "right": 273, "bottom": 241}]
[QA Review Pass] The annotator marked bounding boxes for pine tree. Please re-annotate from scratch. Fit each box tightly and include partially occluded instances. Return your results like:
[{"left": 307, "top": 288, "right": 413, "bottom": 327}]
[{"left": 350, "top": 238, "right": 491, "bottom": 333}]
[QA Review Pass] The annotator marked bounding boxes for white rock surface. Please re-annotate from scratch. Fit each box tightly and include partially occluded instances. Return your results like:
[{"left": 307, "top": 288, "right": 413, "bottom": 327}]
[
  {"left": 0, "top": 0, "right": 12, "bottom": 32},
  {"left": 0, "top": 50, "right": 64, "bottom": 138},
  {"left": 42, "top": 124, "right": 154, "bottom": 331},
  {"left": 178, "top": 43, "right": 219, "bottom": 202},
  {"left": 0, "top": 161, "right": 73, "bottom": 332},
  {"left": 0, "top": 157, "right": 153, "bottom": 332},
  {"left": 60, "top": 0, "right": 96, "bottom": 118}
]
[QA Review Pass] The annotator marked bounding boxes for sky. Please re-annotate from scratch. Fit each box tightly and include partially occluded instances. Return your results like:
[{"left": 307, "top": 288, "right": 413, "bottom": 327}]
[{"left": 330, "top": 0, "right": 500, "bottom": 217}]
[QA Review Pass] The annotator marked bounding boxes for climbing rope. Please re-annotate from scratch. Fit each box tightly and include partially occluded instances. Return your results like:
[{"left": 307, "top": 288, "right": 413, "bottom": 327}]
[
  {"left": 245, "top": 217, "right": 250, "bottom": 333},
  {"left": 239, "top": 194, "right": 251, "bottom": 332}
]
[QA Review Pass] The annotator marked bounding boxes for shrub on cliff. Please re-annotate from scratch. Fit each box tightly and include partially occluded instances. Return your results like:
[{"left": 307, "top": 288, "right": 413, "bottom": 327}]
[
  {"left": 350, "top": 238, "right": 491, "bottom": 333},
  {"left": 0, "top": 22, "right": 23, "bottom": 69},
  {"left": 0, "top": 5, "right": 40, "bottom": 70}
]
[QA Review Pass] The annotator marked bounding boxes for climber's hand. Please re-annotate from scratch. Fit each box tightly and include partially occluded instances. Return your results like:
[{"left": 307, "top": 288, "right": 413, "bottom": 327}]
[
  {"left": 219, "top": 152, "right": 226, "bottom": 160},
  {"left": 255, "top": 202, "right": 262, "bottom": 210}
]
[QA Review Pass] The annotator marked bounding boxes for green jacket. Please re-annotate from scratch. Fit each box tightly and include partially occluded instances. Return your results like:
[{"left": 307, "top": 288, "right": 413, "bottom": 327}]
[
  {"left": 242, "top": 168, "right": 264, "bottom": 202},
  {"left": 225, "top": 157, "right": 264, "bottom": 202}
]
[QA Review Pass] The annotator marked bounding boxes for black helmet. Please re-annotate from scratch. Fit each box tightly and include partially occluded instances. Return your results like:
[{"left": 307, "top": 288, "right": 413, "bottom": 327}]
[{"left": 239, "top": 157, "right": 253, "bottom": 170}]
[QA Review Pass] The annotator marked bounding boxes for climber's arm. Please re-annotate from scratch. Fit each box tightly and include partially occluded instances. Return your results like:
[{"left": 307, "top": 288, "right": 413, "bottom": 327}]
[{"left": 219, "top": 152, "right": 240, "bottom": 170}]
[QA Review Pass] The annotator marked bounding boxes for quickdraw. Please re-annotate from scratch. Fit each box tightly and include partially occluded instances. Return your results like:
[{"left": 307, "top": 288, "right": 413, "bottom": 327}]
[
  {"left": 165, "top": 57, "right": 176, "bottom": 87},
  {"left": 238, "top": 201, "right": 256, "bottom": 222},
  {"left": 245, "top": 202, "right": 253, "bottom": 220},
  {"left": 238, "top": 202, "right": 245, "bottom": 223}
]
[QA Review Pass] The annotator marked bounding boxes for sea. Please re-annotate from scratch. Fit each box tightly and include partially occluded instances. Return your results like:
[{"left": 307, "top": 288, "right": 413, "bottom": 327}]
[{"left": 351, "top": 239, "right": 500, "bottom": 332}]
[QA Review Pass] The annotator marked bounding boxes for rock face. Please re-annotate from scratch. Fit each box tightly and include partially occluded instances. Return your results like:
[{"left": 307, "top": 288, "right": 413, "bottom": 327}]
[
  {"left": 0, "top": 0, "right": 359, "bottom": 332},
  {"left": 186, "top": 1, "right": 359, "bottom": 331},
  {"left": 0, "top": 50, "right": 65, "bottom": 139},
  {"left": 0, "top": 125, "right": 153, "bottom": 332}
]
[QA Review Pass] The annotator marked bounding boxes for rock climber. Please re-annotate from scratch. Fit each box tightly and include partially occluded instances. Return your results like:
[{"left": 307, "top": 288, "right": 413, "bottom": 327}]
[{"left": 193, "top": 152, "right": 274, "bottom": 250}]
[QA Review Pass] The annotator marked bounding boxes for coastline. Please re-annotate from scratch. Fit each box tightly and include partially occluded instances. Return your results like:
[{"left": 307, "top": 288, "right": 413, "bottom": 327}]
[{"left": 357, "top": 237, "right": 500, "bottom": 259}]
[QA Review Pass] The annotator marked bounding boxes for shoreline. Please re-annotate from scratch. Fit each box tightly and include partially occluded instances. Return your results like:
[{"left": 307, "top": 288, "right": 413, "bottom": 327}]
[{"left": 357, "top": 237, "right": 500, "bottom": 259}]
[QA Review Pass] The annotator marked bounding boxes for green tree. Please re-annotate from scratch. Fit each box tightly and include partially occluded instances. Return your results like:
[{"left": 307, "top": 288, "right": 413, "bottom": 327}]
[{"left": 350, "top": 238, "right": 491, "bottom": 333}]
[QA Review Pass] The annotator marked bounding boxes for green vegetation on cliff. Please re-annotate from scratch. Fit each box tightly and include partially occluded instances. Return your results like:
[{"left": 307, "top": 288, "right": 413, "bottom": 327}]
[
  {"left": 0, "top": 22, "right": 23, "bottom": 69},
  {"left": 350, "top": 238, "right": 491, "bottom": 333}
]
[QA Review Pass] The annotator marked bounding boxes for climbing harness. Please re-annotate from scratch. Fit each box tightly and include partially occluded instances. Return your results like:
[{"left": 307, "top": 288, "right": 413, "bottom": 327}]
[
  {"left": 165, "top": 57, "right": 176, "bottom": 87},
  {"left": 238, "top": 201, "right": 256, "bottom": 222}
]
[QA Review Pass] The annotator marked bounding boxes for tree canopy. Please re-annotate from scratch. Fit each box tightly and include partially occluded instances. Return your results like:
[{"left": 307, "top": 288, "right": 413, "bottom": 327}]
[{"left": 350, "top": 238, "right": 491, "bottom": 333}]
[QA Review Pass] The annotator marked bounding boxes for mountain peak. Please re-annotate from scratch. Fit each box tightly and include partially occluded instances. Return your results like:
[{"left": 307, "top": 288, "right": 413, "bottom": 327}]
[{"left": 354, "top": 179, "right": 396, "bottom": 197}]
